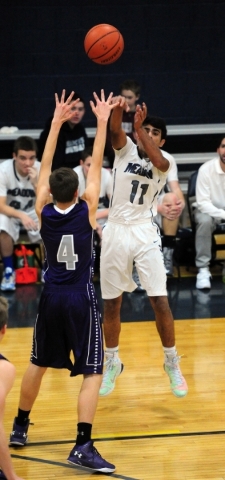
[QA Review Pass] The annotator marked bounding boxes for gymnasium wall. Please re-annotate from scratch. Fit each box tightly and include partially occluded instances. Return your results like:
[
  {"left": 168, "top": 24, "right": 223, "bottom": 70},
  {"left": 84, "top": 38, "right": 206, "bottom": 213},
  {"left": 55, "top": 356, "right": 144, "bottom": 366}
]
[{"left": 1, "top": 0, "right": 224, "bottom": 129}]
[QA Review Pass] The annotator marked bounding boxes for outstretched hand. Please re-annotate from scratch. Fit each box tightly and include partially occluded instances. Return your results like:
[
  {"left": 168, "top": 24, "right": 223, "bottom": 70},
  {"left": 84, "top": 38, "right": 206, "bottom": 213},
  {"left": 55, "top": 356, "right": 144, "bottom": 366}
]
[
  {"left": 52, "top": 90, "right": 80, "bottom": 125},
  {"left": 110, "top": 95, "right": 130, "bottom": 112},
  {"left": 90, "top": 90, "right": 120, "bottom": 121},
  {"left": 134, "top": 103, "right": 147, "bottom": 131}
]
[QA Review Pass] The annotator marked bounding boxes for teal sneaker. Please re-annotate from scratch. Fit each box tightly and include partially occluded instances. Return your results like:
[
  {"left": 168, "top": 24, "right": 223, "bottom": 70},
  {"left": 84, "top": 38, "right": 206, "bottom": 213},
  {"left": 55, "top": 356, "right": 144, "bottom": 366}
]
[
  {"left": 99, "top": 356, "right": 124, "bottom": 397},
  {"left": 164, "top": 355, "right": 188, "bottom": 398}
]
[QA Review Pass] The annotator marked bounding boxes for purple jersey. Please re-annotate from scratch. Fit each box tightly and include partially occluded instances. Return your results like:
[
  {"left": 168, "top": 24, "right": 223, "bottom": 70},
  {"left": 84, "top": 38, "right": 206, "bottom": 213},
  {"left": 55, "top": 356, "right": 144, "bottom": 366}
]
[{"left": 40, "top": 199, "right": 94, "bottom": 285}]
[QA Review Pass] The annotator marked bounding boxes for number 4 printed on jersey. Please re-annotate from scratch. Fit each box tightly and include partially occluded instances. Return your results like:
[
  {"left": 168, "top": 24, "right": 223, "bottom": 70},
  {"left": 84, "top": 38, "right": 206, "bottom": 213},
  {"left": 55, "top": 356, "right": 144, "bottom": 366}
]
[{"left": 57, "top": 235, "right": 78, "bottom": 270}]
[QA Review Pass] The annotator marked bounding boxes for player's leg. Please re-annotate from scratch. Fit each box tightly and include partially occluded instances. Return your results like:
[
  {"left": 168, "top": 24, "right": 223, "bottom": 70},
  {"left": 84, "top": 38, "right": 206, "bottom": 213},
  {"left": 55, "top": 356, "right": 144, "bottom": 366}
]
[
  {"left": 194, "top": 209, "right": 215, "bottom": 289},
  {"left": 135, "top": 224, "right": 188, "bottom": 398},
  {"left": 99, "top": 296, "right": 124, "bottom": 396},
  {"left": 10, "top": 363, "right": 47, "bottom": 446},
  {"left": 161, "top": 193, "right": 180, "bottom": 276},
  {"left": 67, "top": 293, "right": 116, "bottom": 474},
  {"left": 0, "top": 216, "right": 19, "bottom": 292},
  {"left": 149, "top": 295, "right": 188, "bottom": 398},
  {"left": 99, "top": 222, "right": 134, "bottom": 396}
]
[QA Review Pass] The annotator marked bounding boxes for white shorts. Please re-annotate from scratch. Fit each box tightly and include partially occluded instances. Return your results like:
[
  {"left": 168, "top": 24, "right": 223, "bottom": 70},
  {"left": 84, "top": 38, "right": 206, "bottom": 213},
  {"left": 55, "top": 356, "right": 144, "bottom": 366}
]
[
  {"left": 0, "top": 210, "right": 41, "bottom": 243},
  {"left": 100, "top": 220, "right": 167, "bottom": 299}
]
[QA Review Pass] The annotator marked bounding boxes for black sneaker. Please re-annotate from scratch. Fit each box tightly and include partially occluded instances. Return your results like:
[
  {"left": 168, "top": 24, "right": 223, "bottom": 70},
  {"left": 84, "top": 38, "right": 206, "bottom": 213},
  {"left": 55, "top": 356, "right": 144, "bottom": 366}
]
[
  {"left": 9, "top": 418, "right": 30, "bottom": 446},
  {"left": 67, "top": 440, "right": 115, "bottom": 473},
  {"left": 163, "top": 247, "right": 174, "bottom": 276},
  {"left": 0, "top": 470, "right": 6, "bottom": 479}
]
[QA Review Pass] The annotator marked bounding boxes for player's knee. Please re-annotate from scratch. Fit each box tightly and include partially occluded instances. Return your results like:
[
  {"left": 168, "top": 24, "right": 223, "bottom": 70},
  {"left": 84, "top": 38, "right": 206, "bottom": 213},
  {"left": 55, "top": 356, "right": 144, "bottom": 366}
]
[{"left": 162, "top": 192, "right": 178, "bottom": 205}]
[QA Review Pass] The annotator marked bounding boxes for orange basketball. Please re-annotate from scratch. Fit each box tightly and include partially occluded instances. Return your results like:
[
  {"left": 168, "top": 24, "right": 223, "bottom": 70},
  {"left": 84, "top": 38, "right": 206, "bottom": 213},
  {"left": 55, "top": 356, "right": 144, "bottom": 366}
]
[{"left": 84, "top": 24, "right": 124, "bottom": 65}]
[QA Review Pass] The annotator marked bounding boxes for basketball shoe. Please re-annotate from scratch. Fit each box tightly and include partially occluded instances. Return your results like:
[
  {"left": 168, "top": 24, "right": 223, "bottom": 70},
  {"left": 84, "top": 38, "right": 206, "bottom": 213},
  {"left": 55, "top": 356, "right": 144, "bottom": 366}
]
[
  {"left": 0, "top": 470, "right": 6, "bottom": 479},
  {"left": 0, "top": 267, "right": 16, "bottom": 291},
  {"left": 99, "top": 355, "right": 124, "bottom": 396},
  {"left": 67, "top": 440, "right": 115, "bottom": 473},
  {"left": 9, "top": 418, "right": 30, "bottom": 446},
  {"left": 164, "top": 355, "right": 188, "bottom": 398}
]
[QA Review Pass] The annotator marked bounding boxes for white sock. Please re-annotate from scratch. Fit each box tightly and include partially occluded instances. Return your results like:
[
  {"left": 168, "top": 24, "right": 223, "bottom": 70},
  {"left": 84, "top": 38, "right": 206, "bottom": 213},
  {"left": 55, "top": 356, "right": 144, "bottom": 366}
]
[
  {"left": 105, "top": 346, "right": 119, "bottom": 360},
  {"left": 163, "top": 346, "right": 177, "bottom": 363}
]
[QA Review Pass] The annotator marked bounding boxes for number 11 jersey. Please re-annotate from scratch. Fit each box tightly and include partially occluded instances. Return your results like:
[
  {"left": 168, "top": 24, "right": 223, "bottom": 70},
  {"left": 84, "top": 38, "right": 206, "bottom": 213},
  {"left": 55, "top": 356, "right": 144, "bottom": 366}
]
[{"left": 109, "top": 137, "right": 171, "bottom": 223}]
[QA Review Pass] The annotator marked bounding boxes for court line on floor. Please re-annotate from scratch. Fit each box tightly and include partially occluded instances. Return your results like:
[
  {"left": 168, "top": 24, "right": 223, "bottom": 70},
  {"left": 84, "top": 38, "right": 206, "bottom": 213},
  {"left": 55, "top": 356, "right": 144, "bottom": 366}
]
[
  {"left": 11, "top": 431, "right": 225, "bottom": 480},
  {"left": 11, "top": 453, "right": 140, "bottom": 480},
  {"left": 11, "top": 428, "right": 225, "bottom": 447}
]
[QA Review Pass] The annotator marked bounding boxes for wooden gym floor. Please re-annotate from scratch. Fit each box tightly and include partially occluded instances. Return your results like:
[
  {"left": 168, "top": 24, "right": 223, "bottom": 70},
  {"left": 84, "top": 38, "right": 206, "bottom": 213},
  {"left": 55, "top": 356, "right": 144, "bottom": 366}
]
[{"left": 1, "top": 267, "right": 225, "bottom": 479}]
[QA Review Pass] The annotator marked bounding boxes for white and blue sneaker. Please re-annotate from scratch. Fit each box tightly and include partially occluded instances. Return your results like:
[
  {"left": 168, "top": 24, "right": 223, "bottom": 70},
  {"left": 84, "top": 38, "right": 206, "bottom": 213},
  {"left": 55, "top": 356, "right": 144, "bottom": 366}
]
[{"left": 0, "top": 267, "right": 16, "bottom": 291}]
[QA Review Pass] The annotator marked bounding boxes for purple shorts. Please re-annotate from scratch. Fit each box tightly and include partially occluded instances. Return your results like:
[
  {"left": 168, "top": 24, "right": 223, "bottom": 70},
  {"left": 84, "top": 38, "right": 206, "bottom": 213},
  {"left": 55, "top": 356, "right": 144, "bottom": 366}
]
[{"left": 31, "top": 283, "right": 103, "bottom": 376}]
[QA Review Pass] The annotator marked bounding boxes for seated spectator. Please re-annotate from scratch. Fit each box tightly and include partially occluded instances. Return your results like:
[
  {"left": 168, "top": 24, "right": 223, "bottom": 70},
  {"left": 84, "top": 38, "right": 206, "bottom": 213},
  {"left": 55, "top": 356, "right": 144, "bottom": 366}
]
[
  {"left": 74, "top": 147, "right": 112, "bottom": 236},
  {"left": 38, "top": 92, "right": 89, "bottom": 170},
  {"left": 104, "top": 79, "right": 141, "bottom": 167},
  {"left": 194, "top": 136, "right": 225, "bottom": 289},
  {"left": 0, "top": 296, "right": 25, "bottom": 480},
  {"left": 0, "top": 136, "right": 41, "bottom": 291},
  {"left": 132, "top": 116, "right": 185, "bottom": 290}
]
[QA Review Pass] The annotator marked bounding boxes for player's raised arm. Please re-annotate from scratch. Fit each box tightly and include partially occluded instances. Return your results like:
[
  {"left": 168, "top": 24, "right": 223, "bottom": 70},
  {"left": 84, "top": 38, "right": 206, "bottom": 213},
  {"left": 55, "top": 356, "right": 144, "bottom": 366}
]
[
  {"left": 109, "top": 95, "right": 129, "bottom": 150},
  {"left": 35, "top": 90, "right": 80, "bottom": 219},
  {"left": 134, "top": 103, "right": 170, "bottom": 172},
  {"left": 82, "top": 90, "right": 118, "bottom": 227}
]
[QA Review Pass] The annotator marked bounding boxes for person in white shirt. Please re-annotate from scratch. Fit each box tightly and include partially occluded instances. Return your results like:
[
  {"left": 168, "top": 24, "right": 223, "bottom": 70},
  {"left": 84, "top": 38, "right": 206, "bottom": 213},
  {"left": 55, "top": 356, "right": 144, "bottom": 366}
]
[
  {"left": 99, "top": 97, "right": 188, "bottom": 399},
  {"left": 195, "top": 136, "right": 225, "bottom": 289},
  {"left": 144, "top": 117, "right": 185, "bottom": 278},
  {"left": 73, "top": 146, "right": 112, "bottom": 238},
  {"left": 0, "top": 136, "right": 41, "bottom": 291}
]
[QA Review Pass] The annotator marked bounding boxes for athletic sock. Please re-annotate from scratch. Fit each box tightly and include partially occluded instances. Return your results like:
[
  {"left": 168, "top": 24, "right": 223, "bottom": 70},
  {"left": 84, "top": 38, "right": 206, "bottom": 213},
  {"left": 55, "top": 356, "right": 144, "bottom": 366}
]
[
  {"left": 76, "top": 422, "right": 92, "bottom": 445},
  {"left": 16, "top": 408, "right": 31, "bottom": 426},
  {"left": 163, "top": 346, "right": 177, "bottom": 364},
  {"left": 105, "top": 346, "right": 119, "bottom": 361},
  {"left": 2, "top": 255, "right": 14, "bottom": 271}
]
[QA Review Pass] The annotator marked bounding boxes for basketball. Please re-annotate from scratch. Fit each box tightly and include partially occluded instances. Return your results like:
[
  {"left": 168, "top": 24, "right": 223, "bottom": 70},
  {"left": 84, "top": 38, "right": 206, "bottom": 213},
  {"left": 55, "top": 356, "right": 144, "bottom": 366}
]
[{"left": 84, "top": 24, "right": 124, "bottom": 65}]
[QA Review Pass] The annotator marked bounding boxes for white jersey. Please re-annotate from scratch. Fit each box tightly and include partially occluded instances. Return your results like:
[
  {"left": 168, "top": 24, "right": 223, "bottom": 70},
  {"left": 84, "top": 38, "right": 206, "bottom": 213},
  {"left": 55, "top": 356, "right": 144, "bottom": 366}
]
[
  {"left": 109, "top": 137, "right": 171, "bottom": 223},
  {"left": 157, "top": 150, "right": 178, "bottom": 201},
  {"left": 74, "top": 165, "right": 113, "bottom": 225},
  {"left": 0, "top": 159, "right": 40, "bottom": 212}
]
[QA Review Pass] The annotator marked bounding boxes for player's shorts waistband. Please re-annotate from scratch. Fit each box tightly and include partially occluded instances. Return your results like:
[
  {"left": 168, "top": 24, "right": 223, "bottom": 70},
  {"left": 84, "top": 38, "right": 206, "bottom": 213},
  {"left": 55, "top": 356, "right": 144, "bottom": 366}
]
[
  {"left": 43, "top": 283, "right": 91, "bottom": 293},
  {"left": 108, "top": 217, "right": 152, "bottom": 225}
]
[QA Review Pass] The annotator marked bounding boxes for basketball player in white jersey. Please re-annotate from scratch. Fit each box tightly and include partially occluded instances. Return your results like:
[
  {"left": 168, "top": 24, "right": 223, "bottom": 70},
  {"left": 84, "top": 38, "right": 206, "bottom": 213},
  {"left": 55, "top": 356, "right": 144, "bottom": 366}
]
[{"left": 99, "top": 96, "right": 188, "bottom": 399}]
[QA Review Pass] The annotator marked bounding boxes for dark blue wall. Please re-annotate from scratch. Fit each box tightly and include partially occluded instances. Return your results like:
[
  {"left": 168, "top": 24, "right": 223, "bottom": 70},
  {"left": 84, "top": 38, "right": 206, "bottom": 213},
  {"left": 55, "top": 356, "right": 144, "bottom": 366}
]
[{"left": 1, "top": 0, "right": 225, "bottom": 129}]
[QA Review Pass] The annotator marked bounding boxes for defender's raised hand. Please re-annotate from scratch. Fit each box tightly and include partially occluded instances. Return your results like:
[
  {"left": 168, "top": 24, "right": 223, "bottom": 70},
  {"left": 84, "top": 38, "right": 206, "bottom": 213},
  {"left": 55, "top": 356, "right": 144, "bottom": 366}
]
[
  {"left": 52, "top": 89, "right": 80, "bottom": 125},
  {"left": 90, "top": 90, "right": 120, "bottom": 121}
]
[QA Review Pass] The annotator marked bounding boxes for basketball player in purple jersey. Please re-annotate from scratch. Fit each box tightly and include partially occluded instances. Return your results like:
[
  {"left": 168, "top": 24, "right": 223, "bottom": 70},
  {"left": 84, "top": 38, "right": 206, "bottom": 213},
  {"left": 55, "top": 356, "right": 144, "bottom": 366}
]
[{"left": 9, "top": 89, "right": 118, "bottom": 473}]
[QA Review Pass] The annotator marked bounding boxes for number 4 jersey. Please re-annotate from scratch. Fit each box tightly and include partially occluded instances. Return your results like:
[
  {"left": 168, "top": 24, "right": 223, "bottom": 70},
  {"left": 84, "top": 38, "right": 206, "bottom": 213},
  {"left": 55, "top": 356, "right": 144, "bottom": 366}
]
[
  {"left": 109, "top": 137, "right": 172, "bottom": 223},
  {"left": 40, "top": 199, "right": 94, "bottom": 285}
]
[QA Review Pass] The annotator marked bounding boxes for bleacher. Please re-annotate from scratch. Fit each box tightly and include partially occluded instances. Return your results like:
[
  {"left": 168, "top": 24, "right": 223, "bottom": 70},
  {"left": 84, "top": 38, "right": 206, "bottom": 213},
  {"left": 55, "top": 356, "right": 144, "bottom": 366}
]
[
  {"left": 1, "top": 123, "right": 224, "bottom": 231},
  {"left": 0, "top": 123, "right": 224, "bottom": 197}
]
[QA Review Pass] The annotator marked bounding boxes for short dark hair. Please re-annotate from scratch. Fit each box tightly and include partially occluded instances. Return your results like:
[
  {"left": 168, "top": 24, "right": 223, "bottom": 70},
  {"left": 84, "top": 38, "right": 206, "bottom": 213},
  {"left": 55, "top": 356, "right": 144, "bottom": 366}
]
[
  {"left": 142, "top": 116, "right": 167, "bottom": 140},
  {"left": 217, "top": 135, "right": 225, "bottom": 147},
  {"left": 80, "top": 146, "right": 93, "bottom": 162},
  {"left": 13, "top": 136, "right": 38, "bottom": 155},
  {"left": 49, "top": 167, "right": 79, "bottom": 203},
  {"left": 0, "top": 297, "right": 8, "bottom": 330},
  {"left": 65, "top": 92, "right": 85, "bottom": 105},
  {"left": 119, "top": 79, "right": 141, "bottom": 96}
]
